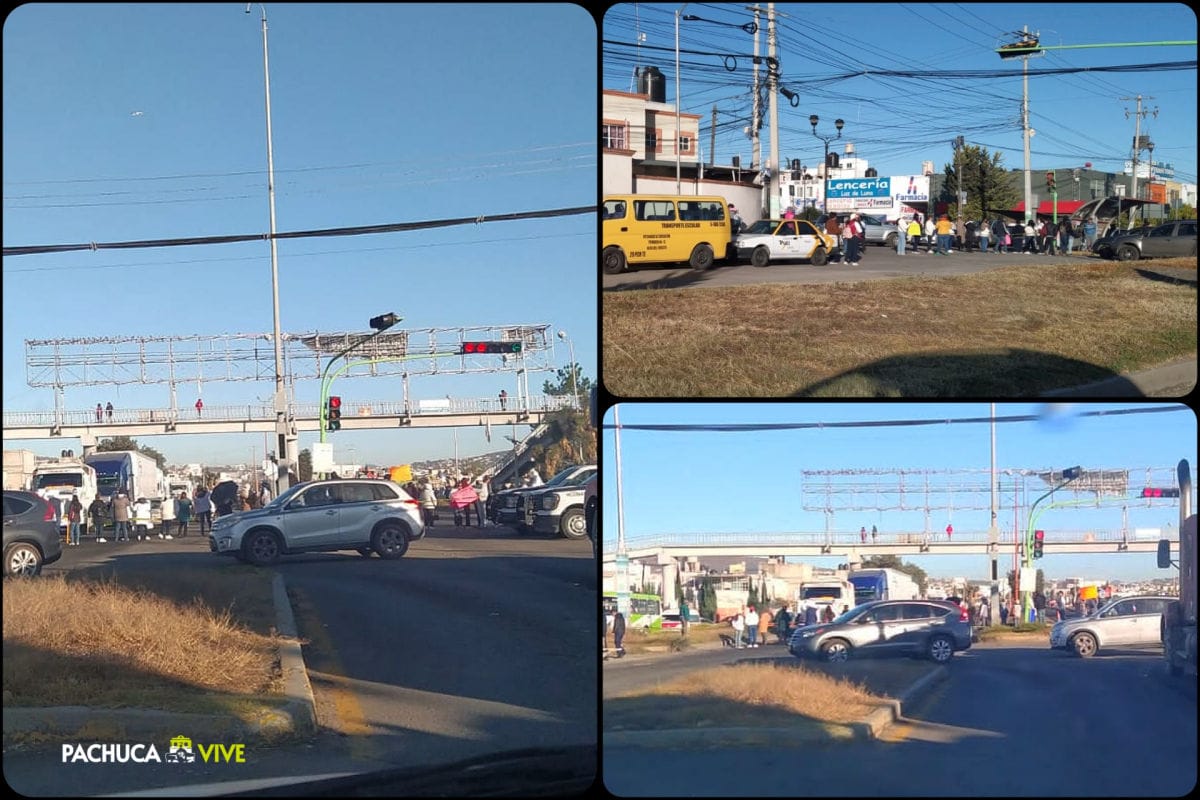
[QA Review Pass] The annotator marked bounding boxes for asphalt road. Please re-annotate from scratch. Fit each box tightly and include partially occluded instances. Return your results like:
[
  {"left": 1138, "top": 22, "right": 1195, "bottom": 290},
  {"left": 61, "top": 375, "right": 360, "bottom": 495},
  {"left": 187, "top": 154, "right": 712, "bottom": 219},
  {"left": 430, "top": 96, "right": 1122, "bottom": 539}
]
[
  {"left": 6, "top": 523, "right": 597, "bottom": 796},
  {"left": 603, "top": 639, "right": 1196, "bottom": 797},
  {"left": 603, "top": 247, "right": 1101, "bottom": 291}
]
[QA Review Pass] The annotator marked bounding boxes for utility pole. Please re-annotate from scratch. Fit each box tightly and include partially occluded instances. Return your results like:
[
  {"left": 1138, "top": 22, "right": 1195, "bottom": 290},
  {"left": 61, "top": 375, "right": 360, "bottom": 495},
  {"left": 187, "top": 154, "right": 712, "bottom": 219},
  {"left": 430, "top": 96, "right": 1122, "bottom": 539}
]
[
  {"left": 710, "top": 105, "right": 717, "bottom": 170},
  {"left": 989, "top": 403, "right": 998, "bottom": 627},
  {"left": 1121, "top": 94, "right": 1158, "bottom": 229},
  {"left": 766, "top": 3, "right": 779, "bottom": 219},
  {"left": 749, "top": 6, "right": 761, "bottom": 173},
  {"left": 1021, "top": 28, "right": 1035, "bottom": 226}
]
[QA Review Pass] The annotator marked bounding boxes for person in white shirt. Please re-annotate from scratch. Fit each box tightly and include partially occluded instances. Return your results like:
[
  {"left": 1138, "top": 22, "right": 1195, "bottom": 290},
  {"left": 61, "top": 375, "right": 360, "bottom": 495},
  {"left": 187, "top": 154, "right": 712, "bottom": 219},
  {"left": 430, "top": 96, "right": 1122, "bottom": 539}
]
[
  {"left": 731, "top": 612, "right": 746, "bottom": 649},
  {"left": 131, "top": 497, "right": 153, "bottom": 540},
  {"left": 525, "top": 467, "right": 543, "bottom": 487},
  {"left": 745, "top": 605, "right": 760, "bottom": 647},
  {"left": 474, "top": 477, "right": 490, "bottom": 526}
]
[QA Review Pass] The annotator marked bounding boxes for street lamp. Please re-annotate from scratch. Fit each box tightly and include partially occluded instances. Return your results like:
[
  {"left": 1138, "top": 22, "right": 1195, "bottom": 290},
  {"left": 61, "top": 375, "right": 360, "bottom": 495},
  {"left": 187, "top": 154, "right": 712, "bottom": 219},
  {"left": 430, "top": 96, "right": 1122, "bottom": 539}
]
[
  {"left": 1021, "top": 465, "right": 1082, "bottom": 622},
  {"left": 809, "top": 115, "right": 844, "bottom": 216},
  {"left": 246, "top": 3, "right": 288, "bottom": 497}
]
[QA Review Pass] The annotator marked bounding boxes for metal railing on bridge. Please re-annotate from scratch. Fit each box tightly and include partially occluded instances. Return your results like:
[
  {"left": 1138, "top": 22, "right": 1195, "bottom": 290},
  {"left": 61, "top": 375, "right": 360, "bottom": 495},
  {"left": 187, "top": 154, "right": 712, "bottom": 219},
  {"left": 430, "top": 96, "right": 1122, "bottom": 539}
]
[
  {"left": 3, "top": 394, "right": 578, "bottom": 429},
  {"left": 604, "top": 527, "right": 1180, "bottom": 554}
]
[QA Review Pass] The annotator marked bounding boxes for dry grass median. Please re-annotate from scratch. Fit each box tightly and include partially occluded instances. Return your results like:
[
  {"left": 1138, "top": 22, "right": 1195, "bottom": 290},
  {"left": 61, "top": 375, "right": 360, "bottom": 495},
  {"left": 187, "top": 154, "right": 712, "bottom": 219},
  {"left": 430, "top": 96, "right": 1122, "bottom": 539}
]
[
  {"left": 603, "top": 258, "right": 1197, "bottom": 396},
  {"left": 2, "top": 570, "right": 284, "bottom": 720},
  {"left": 606, "top": 659, "right": 935, "bottom": 733}
]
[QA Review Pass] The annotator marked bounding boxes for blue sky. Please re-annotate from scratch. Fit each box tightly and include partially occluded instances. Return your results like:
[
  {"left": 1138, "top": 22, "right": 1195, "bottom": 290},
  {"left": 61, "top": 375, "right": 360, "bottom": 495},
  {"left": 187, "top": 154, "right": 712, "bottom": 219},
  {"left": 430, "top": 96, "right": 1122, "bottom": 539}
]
[
  {"left": 602, "top": 403, "right": 1198, "bottom": 581},
  {"left": 603, "top": 2, "right": 1197, "bottom": 186},
  {"left": 3, "top": 3, "right": 597, "bottom": 467}
]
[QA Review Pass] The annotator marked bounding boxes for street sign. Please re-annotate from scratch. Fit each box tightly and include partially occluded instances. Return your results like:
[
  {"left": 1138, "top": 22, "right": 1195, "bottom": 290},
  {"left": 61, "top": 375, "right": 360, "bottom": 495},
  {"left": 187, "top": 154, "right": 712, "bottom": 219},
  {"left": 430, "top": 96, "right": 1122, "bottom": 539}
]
[{"left": 311, "top": 442, "right": 334, "bottom": 474}]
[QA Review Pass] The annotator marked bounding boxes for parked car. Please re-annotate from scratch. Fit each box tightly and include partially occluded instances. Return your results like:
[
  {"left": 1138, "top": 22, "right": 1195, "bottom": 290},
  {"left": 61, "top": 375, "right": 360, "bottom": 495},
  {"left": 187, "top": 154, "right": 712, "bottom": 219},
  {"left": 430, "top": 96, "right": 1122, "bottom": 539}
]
[
  {"left": 209, "top": 478, "right": 424, "bottom": 566},
  {"left": 3, "top": 490, "right": 63, "bottom": 577},
  {"left": 787, "top": 599, "right": 973, "bottom": 664},
  {"left": 516, "top": 466, "right": 597, "bottom": 538},
  {"left": 1049, "top": 595, "right": 1173, "bottom": 657},
  {"left": 734, "top": 218, "right": 837, "bottom": 267},
  {"left": 494, "top": 465, "right": 594, "bottom": 528},
  {"left": 815, "top": 213, "right": 895, "bottom": 247},
  {"left": 1104, "top": 220, "right": 1197, "bottom": 261}
]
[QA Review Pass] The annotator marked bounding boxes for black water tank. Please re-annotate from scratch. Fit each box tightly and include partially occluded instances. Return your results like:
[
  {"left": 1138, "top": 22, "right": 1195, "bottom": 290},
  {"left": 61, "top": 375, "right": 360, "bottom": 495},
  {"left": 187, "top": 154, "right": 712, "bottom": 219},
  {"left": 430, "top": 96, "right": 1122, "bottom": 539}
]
[
  {"left": 638, "top": 66, "right": 667, "bottom": 103},
  {"left": 826, "top": 152, "right": 840, "bottom": 168},
  {"left": 865, "top": 168, "right": 878, "bottom": 177}
]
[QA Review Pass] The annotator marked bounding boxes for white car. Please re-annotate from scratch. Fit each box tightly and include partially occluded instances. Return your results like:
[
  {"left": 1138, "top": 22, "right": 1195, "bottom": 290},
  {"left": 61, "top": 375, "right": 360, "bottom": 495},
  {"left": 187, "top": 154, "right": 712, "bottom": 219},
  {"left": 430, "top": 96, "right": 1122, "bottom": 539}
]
[{"left": 735, "top": 219, "right": 838, "bottom": 267}]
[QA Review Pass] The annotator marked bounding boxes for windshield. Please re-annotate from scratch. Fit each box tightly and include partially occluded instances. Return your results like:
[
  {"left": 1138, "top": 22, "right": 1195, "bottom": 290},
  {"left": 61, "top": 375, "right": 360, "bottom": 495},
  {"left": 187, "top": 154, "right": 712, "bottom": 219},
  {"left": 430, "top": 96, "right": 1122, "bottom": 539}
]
[
  {"left": 562, "top": 467, "right": 597, "bottom": 487},
  {"left": 802, "top": 586, "right": 847, "bottom": 600},
  {"left": 32, "top": 472, "right": 84, "bottom": 488},
  {"left": 743, "top": 220, "right": 777, "bottom": 235}
]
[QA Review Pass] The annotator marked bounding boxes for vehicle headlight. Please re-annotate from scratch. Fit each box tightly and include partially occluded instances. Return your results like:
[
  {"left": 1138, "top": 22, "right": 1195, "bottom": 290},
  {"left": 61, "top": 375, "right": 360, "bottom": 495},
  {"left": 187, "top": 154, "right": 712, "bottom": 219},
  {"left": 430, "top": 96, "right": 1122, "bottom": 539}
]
[
  {"left": 799, "top": 629, "right": 818, "bottom": 638},
  {"left": 542, "top": 493, "right": 561, "bottom": 511}
]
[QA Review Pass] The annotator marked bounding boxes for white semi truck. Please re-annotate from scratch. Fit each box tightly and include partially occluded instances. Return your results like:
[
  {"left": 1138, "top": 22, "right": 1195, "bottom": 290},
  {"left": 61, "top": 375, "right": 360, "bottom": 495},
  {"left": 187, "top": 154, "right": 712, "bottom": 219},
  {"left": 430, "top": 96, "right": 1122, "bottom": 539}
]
[
  {"left": 848, "top": 567, "right": 921, "bottom": 604},
  {"left": 797, "top": 578, "right": 857, "bottom": 616},
  {"left": 84, "top": 450, "right": 162, "bottom": 504},
  {"left": 29, "top": 459, "right": 99, "bottom": 534}
]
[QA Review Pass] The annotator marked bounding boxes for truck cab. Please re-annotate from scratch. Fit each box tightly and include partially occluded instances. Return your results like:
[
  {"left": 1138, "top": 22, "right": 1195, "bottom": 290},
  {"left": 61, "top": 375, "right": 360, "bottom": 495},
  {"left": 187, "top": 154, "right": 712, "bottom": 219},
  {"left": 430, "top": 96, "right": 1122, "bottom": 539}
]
[{"left": 29, "top": 460, "right": 98, "bottom": 534}]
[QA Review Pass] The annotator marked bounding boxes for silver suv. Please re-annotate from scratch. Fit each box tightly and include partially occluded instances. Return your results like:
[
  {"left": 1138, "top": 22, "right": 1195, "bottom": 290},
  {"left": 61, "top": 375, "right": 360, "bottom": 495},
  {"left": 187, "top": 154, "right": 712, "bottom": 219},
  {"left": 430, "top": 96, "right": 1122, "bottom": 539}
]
[
  {"left": 1049, "top": 595, "right": 1172, "bottom": 657},
  {"left": 209, "top": 479, "right": 425, "bottom": 566},
  {"left": 788, "top": 599, "right": 973, "bottom": 663}
]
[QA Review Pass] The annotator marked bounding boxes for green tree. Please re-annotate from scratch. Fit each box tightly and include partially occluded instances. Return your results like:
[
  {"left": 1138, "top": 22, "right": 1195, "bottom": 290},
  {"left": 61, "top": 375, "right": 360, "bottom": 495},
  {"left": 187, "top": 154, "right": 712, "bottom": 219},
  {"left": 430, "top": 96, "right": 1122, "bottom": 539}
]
[
  {"left": 298, "top": 449, "right": 313, "bottom": 482},
  {"left": 699, "top": 577, "right": 717, "bottom": 622},
  {"left": 542, "top": 365, "right": 595, "bottom": 399},
  {"left": 96, "top": 436, "right": 166, "bottom": 471},
  {"left": 942, "top": 144, "right": 1021, "bottom": 222}
]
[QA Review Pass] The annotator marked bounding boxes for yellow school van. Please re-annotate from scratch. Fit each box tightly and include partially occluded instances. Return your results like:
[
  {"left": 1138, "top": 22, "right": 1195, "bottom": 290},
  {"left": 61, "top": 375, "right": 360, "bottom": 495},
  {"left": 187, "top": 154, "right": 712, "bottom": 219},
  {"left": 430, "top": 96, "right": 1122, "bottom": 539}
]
[{"left": 602, "top": 195, "right": 733, "bottom": 274}]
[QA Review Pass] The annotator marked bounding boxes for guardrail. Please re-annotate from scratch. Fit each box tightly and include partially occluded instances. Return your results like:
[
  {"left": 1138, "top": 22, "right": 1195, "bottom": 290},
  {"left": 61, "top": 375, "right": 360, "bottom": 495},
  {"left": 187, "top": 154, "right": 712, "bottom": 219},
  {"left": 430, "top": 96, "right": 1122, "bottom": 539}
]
[{"left": 2, "top": 394, "right": 578, "bottom": 428}]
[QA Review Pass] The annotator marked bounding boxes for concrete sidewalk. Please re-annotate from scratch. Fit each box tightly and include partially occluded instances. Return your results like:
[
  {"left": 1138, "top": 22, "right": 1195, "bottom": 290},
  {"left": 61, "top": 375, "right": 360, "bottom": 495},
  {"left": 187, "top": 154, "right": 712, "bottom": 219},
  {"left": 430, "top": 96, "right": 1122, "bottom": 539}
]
[{"left": 1044, "top": 354, "right": 1196, "bottom": 398}]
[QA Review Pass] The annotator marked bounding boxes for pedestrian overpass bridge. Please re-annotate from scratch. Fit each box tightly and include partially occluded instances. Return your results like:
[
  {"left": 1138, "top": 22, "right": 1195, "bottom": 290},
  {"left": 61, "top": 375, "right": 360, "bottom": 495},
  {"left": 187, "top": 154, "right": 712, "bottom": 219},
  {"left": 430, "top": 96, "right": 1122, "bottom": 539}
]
[
  {"left": 1, "top": 394, "right": 573, "bottom": 444},
  {"left": 601, "top": 528, "right": 1180, "bottom": 564}
]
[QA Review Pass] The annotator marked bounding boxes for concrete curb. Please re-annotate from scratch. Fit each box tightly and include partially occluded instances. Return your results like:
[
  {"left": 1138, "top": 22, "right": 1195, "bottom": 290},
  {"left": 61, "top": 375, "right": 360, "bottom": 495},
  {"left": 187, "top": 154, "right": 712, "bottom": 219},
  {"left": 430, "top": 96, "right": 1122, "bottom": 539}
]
[
  {"left": 1042, "top": 355, "right": 1196, "bottom": 398},
  {"left": 604, "top": 664, "right": 949, "bottom": 749},
  {"left": 2, "top": 573, "right": 317, "bottom": 747}
]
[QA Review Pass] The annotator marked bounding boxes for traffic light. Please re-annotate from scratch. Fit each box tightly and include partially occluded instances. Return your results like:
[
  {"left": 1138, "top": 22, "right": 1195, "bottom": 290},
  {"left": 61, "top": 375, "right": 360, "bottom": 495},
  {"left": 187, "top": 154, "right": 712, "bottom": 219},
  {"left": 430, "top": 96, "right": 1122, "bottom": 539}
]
[
  {"left": 1142, "top": 487, "right": 1181, "bottom": 498},
  {"left": 460, "top": 341, "right": 523, "bottom": 355},
  {"left": 1033, "top": 529, "right": 1045, "bottom": 559},
  {"left": 1046, "top": 171, "right": 1056, "bottom": 191},
  {"left": 327, "top": 396, "right": 342, "bottom": 432}
]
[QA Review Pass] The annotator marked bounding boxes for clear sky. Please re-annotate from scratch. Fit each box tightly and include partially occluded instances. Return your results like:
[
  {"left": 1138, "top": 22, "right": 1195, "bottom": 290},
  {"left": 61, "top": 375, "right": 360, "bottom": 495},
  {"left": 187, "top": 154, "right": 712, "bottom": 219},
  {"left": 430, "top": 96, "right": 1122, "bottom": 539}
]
[
  {"left": 2, "top": 3, "right": 596, "bottom": 467},
  {"left": 602, "top": 2, "right": 1197, "bottom": 186},
  {"left": 602, "top": 403, "right": 1198, "bottom": 582}
]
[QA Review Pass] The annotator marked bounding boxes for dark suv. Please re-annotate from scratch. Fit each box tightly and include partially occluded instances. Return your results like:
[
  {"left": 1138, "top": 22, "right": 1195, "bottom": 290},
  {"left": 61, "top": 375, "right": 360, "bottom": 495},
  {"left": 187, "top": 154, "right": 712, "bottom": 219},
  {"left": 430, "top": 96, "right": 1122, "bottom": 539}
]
[
  {"left": 787, "top": 599, "right": 973, "bottom": 664},
  {"left": 3, "top": 490, "right": 64, "bottom": 577}
]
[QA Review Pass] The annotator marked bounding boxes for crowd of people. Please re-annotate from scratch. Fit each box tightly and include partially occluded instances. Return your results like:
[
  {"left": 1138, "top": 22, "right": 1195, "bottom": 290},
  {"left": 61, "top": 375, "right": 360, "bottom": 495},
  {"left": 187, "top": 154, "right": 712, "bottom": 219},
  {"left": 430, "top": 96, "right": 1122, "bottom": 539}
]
[{"left": 893, "top": 213, "right": 1099, "bottom": 256}]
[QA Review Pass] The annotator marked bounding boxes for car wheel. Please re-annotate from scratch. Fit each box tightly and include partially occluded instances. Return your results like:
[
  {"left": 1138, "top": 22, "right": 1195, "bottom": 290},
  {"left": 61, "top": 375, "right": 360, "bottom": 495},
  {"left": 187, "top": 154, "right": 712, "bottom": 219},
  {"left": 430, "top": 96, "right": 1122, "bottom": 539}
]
[
  {"left": 750, "top": 246, "right": 771, "bottom": 268},
  {"left": 559, "top": 507, "right": 588, "bottom": 539},
  {"left": 356, "top": 547, "right": 374, "bottom": 558},
  {"left": 820, "top": 639, "right": 851, "bottom": 663},
  {"left": 1116, "top": 245, "right": 1140, "bottom": 261},
  {"left": 928, "top": 634, "right": 955, "bottom": 663},
  {"left": 810, "top": 246, "right": 828, "bottom": 267},
  {"left": 689, "top": 243, "right": 715, "bottom": 271},
  {"left": 4, "top": 542, "right": 44, "bottom": 577},
  {"left": 371, "top": 522, "right": 410, "bottom": 560},
  {"left": 602, "top": 246, "right": 627, "bottom": 275},
  {"left": 885, "top": 232, "right": 898, "bottom": 249},
  {"left": 1071, "top": 632, "right": 1098, "bottom": 658},
  {"left": 243, "top": 529, "right": 282, "bottom": 567}
]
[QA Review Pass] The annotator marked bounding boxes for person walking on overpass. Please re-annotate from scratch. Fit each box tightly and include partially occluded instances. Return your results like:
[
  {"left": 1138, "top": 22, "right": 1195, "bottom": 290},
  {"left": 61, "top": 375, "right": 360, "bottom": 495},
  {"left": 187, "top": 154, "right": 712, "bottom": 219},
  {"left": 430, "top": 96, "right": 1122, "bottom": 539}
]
[
  {"left": 106, "top": 401, "right": 114, "bottom": 421},
  {"left": 860, "top": 525, "right": 867, "bottom": 544},
  {"left": 95, "top": 403, "right": 103, "bottom": 422},
  {"left": 872, "top": 524, "right": 878, "bottom": 543},
  {"left": 195, "top": 397, "right": 204, "bottom": 417}
]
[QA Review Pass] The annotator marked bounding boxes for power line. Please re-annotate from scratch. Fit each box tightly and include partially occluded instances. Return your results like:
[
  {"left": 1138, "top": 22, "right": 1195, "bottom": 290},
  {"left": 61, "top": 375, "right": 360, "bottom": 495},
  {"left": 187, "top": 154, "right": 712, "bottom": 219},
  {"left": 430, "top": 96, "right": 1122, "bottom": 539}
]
[
  {"left": 605, "top": 406, "right": 1185, "bottom": 432},
  {"left": 2, "top": 205, "right": 595, "bottom": 257}
]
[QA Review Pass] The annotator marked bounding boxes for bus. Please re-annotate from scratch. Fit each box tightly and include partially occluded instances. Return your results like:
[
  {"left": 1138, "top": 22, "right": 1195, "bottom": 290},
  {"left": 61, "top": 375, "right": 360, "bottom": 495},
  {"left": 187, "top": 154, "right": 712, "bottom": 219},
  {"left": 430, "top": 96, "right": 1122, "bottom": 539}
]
[
  {"left": 602, "top": 194, "right": 733, "bottom": 274},
  {"left": 603, "top": 591, "right": 664, "bottom": 630}
]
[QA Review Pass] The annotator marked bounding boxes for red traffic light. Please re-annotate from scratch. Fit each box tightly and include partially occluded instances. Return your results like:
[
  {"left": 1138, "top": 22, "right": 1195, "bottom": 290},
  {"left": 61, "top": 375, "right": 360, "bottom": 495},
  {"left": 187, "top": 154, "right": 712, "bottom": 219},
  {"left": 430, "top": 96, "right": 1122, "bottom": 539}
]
[
  {"left": 329, "top": 396, "right": 341, "bottom": 410},
  {"left": 460, "top": 341, "right": 523, "bottom": 355},
  {"left": 1142, "top": 487, "right": 1180, "bottom": 498},
  {"left": 1034, "top": 530, "right": 1045, "bottom": 541}
]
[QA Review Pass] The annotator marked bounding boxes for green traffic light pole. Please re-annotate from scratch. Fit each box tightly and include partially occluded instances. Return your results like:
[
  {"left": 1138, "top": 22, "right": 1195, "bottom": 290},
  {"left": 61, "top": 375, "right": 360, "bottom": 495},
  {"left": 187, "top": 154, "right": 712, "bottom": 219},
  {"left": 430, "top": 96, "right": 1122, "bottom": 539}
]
[
  {"left": 1019, "top": 466, "right": 1081, "bottom": 623},
  {"left": 318, "top": 317, "right": 401, "bottom": 445}
]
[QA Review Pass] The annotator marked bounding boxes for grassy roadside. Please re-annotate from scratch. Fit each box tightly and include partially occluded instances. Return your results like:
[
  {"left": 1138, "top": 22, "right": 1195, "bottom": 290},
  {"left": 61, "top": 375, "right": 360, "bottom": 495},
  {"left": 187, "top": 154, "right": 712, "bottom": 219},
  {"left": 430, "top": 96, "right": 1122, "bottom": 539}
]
[
  {"left": 603, "top": 258, "right": 1197, "bottom": 396},
  {"left": 606, "top": 659, "right": 934, "bottom": 734},
  {"left": 2, "top": 568, "right": 285, "bottom": 728}
]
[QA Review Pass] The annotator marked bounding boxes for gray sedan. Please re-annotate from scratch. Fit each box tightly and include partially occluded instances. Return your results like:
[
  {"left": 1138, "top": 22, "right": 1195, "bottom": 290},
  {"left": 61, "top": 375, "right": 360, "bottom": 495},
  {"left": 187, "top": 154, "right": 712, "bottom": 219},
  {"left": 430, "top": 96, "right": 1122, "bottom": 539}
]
[
  {"left": 1107, "top": 220, "right": 1197, "bottom": 261},
  {"left": 1049, "top": 595, "right": 1173, "bottom": 657}
]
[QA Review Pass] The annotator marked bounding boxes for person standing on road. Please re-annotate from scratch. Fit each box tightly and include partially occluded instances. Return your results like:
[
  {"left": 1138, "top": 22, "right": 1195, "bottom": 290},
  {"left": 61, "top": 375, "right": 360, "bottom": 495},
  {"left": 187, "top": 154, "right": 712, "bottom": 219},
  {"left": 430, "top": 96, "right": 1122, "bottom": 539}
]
[
  {"left": 67, "top": 494, "right": 83, "bottom": 547},
  {"left": 450, "top": 478, "right": 480, "bottom": 527},
  {"left": 132, "top": 496, "right": 152, "bottom": 540},
  {"left": 729, "top": 204, "right": 745, "bottom": 235},
  {"left": 159, "top": 487, "right": 175, "bottom": 537},
  {"left": 758, "top": 605, "right": 772, "bottom": 646},
  {"left": 895, "top": 218, "right": 907, "bottom": 256},
  {"left": 1033, "top": 591, "right": 1047, "bottom": 623},
  {"left": 111, "top": 491, "right": 131, "bottom": 542},
  {"left": 935, "top": 214, "right": 954, "bottom": 255},
  {"left": 978, "top": 218, "right": 990, "bottom": 253},
  {"left": 419, "top": 482, "right": 437, "bottom": 526},
  {"left": 613, "top": 611, "right": 627, "bottom": 658},
  {"left": 804, "top": 599, "right": 819, "bottom": 627},
  {"left": 88, "top": 496, "right": 107, "bottom": 540},
  {"left": 1022, "top": 220, "right": 1037, "bottom": 253},
  {"left": 825, "top": 213, "right": 843, "bottom": 262},
  {"left": 1083, "top": 216, "right": 1097, "bottom": 251},
  {"left": 843, "top": 213, "right": 863, "bottom": 265},
  {"left": 999, "top": 599, "right": 1009, "bottom": 626},
  {"left": 731, "top": 611, "right": 745, "bottom": 648},
  {"left": 775, "top": 604, "right": 792, "bottom": 643},
  {"left": 745, "top": 605, "right": 759, "bottom": 648},
  {"left": 193, "top": 487, "right": 213, "bottom": 536},
  {"left": 906, "top": 217, "right": 923, "bottom": 255},
  {"left": 991, "top": 218, "right": 1008, "bottom": 254},
  {"left": 175, "top": 491, "right": 192, "bottom": 537},
  {"left": 473, "top": 477, "right": 489, "bottom": 528},
  {"left": 783, "top": 206, "right": 795, "bottom": 220}
]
